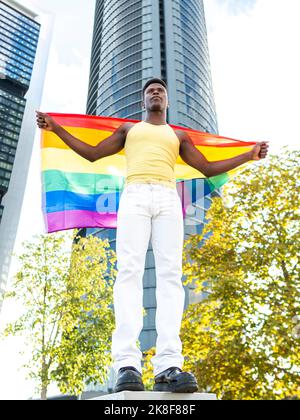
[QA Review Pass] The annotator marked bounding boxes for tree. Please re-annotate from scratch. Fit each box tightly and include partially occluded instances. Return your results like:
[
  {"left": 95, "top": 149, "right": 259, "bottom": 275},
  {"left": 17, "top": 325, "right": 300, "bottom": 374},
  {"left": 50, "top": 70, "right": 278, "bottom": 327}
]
[
  {"left": 142, "top": 347, "right": 155, "bottom": 391},
  {"left": 180, "top": 148, "right": 300, "bottom": 399},
  {"left": 2, "top": 232, "right": 116, "bottom": 400}
]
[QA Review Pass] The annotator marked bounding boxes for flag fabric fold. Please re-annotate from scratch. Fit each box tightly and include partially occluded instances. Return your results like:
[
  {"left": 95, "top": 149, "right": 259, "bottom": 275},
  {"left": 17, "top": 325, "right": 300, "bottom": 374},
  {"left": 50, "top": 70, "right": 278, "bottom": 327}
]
[{"left": 41, "top": 113, "right": 255, "bottom": 233}]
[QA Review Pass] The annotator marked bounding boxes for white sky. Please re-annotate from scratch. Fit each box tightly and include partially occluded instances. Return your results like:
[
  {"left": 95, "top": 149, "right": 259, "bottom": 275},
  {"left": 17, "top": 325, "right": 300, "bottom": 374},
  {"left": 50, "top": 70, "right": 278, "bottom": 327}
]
[{"left": 0, "top": 0, "right": 299, "bottom": 400}]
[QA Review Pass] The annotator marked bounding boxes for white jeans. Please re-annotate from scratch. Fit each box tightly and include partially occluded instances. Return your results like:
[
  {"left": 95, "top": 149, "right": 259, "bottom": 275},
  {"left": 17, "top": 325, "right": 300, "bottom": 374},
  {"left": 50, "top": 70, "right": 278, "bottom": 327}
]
[{"left": 111, "top": 183, "right": 185, "bottom": 376}]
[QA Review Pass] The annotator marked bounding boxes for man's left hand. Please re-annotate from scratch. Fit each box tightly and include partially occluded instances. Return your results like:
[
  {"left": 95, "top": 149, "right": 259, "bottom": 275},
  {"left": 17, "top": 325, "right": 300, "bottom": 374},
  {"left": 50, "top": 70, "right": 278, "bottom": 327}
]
[{"left": 250, "top": 142, "right": 270, "bottom": 161}]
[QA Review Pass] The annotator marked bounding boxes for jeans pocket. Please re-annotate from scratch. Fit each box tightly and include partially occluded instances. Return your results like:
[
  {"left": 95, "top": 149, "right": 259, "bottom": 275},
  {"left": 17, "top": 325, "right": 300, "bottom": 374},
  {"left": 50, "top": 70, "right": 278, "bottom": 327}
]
[{"left": 118, "top": 189, "right": 146, "bottom": 216}]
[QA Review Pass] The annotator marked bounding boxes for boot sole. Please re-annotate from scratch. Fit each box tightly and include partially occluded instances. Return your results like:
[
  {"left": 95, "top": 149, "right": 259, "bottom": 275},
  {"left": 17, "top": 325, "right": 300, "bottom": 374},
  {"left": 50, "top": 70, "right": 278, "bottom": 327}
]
[
  {"left": 115, "top": 382, "right": 145, "bottom": 393},
  {"left": 153, "top": 381, "right": 199, "bottom": 393}
]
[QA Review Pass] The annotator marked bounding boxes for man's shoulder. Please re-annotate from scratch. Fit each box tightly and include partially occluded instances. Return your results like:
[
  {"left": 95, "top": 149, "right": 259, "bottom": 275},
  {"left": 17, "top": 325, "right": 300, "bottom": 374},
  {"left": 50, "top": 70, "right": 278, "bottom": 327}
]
[
  {"left": 173, "top": 128, "right": 188, "bottom": 144},
  {"left": 119, "top": 121, "right": 136, "bottom": 136}
]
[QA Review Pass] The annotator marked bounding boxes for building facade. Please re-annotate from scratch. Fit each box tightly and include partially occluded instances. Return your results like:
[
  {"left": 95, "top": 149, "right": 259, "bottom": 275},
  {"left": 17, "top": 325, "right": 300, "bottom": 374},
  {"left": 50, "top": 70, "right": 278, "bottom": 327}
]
[
  {"left": 0, "top": 0, "right": 53, "bottom": 307},
  {"left": 87, "top": 0, "right": 218, "bottom": 134},
  {"left": 84, "top": 0, "right": 218, "bottom": 355}
]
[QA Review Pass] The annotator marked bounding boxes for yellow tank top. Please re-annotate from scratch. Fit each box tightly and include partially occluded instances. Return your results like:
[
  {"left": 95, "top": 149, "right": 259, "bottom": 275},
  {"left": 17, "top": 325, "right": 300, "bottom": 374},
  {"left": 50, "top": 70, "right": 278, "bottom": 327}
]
[{"left": 124, "top": 121, "right": 180, "bottom": 189}]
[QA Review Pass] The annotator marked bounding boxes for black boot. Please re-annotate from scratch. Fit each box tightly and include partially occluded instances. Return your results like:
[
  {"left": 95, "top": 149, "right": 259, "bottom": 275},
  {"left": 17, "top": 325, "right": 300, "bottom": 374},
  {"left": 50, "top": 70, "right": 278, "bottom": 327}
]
[
  {"left": 153, "top": 367, "right": 198, "bottom": 393},
  {"left": 114, "top": 366, "right": 145, "bottom": 393}
]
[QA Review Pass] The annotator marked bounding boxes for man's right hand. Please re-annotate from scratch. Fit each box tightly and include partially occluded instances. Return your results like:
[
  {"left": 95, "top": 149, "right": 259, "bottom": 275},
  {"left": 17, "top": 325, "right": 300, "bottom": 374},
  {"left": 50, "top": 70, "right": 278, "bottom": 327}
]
[{"left": 36, "top": 111, "right": 59, "bottom": 132}]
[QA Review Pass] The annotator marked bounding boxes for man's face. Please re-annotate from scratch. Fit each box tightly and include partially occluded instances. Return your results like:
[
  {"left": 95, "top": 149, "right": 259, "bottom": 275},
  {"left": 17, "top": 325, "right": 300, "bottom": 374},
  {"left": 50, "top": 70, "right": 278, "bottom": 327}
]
[{"left": 143, "top": 83, "right": 168, "bottom": 112}]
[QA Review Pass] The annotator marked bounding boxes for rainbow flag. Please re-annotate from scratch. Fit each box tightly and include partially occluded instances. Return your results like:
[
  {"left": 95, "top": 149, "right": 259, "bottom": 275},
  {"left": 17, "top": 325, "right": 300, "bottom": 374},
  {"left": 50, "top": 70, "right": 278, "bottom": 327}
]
[{"left": 41, "top": 113, "right": 255, "bottom": 233}]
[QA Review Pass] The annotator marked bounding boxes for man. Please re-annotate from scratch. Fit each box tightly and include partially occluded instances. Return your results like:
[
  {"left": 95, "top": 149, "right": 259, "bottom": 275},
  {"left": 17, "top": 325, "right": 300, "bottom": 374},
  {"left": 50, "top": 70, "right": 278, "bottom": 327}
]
[{"left": 36, "top": 78, "right": 269, "bottom": 393}]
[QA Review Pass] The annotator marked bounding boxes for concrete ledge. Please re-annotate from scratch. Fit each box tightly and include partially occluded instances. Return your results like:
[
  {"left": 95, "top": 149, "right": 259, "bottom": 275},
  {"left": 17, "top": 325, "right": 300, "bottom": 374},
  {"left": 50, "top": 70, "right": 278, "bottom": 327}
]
[{"left": 92, "top": 391, "right": 217, "bottom": 400}]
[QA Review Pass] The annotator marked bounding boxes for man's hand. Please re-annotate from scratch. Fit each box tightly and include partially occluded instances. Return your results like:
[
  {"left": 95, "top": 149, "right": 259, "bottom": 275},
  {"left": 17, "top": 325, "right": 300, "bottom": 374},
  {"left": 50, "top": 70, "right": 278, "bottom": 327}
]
[
  {"left": 250, "top": 142, "right": 270, "bottom": 161},
  {"left": 36, "top": 111, "right": 59, "bottom": 132}
]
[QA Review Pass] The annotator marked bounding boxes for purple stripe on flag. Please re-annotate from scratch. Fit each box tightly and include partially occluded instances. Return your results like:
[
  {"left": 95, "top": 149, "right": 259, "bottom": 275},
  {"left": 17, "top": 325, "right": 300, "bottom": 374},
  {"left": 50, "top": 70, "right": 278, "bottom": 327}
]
[{"left": 46, "top": 210, "right": 118, "bottom": 233}]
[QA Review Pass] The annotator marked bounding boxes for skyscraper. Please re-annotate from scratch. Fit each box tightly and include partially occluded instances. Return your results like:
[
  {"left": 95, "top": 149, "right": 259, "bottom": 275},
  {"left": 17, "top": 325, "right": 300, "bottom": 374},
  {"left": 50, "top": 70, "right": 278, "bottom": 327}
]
[
  {"left": 87, "top": 0, "right": 218, "bottom": 133},
  {"left": 84, "top": 0, "right": 219, "bottom": 353},
  {"left": 0, "top": 0, "right": 53, "bottom": 307}
]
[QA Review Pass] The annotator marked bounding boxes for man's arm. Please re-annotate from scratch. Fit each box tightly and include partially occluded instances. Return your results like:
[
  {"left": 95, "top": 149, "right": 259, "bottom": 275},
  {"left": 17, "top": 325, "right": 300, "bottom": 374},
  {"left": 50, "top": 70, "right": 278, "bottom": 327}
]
[
  {"left": 178, "top": 130, "right": 269, "bottom": 177},
  {"left": 36, "top": 111, "right": 129, "bottom": 162}
]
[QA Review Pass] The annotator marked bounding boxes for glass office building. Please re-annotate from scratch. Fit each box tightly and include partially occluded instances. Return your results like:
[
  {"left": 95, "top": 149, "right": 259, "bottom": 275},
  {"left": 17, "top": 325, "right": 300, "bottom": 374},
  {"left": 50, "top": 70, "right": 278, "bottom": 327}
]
[
  {"left": 0, "top": 0, "right": 40, "bottom": 222},
  {"left": 0, "top": 0, "right": 52, "bottom": 309},
  {"left": 87, "top": 0, "right": 218, "bottom": 134},
  {"left": 84, "top": 0, "right": 219, "bottom": 355}
]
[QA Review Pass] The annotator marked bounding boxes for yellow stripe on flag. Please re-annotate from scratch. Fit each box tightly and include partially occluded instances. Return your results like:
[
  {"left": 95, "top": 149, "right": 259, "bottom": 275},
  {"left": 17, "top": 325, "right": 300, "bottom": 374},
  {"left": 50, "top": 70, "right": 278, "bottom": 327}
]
[
  {"left": 42, "top": 148, "right": 127, "bottom": 176},
  {"left": 41, "top": 126, "right": 114, "bottom": 150}
]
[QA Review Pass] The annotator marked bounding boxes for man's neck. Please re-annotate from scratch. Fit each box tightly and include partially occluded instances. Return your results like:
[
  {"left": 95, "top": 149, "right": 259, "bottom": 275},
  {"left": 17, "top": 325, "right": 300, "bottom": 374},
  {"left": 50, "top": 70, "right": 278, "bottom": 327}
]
[{"left": 144, "top": 111, "right": 167, "bottom": 126}]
